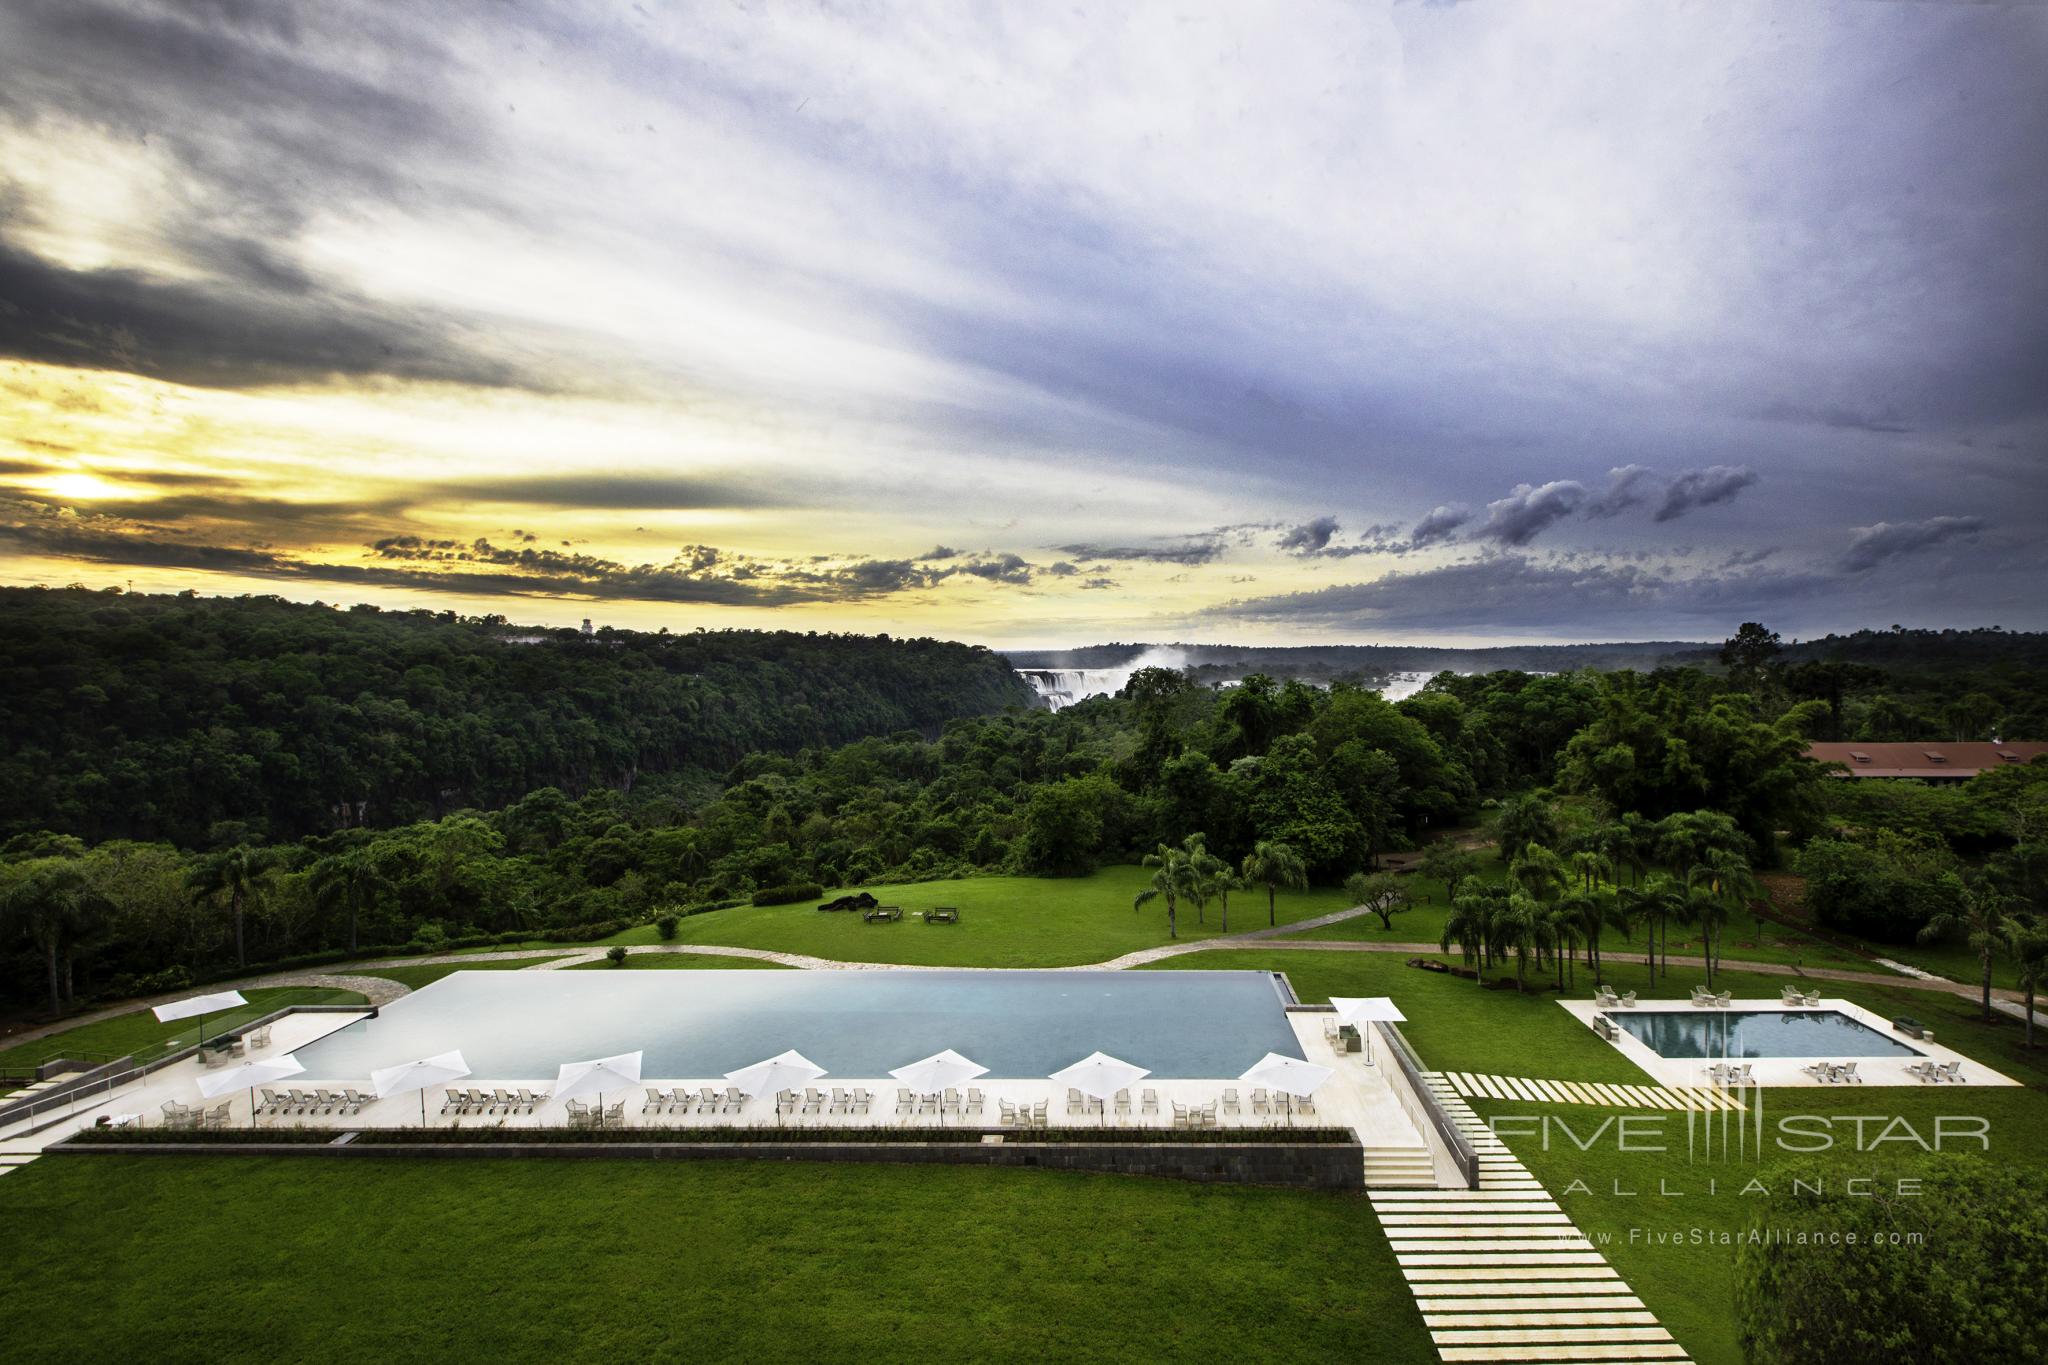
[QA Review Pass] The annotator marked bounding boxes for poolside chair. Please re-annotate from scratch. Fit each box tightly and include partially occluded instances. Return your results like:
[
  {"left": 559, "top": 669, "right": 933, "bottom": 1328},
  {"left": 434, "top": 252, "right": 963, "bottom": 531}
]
[
  {"left": 1221, "top": 1088, "right": 1240, "bottom": 1117},
  {"left": 1030, "top": 1099, "right": 1049, "bottom": 1128},
  {"left": 803, "top": 1088, "right": 826, "bottom": 1115},
  {"left": 1250, "top": 1088, "right": 1270, "bottom": 1116},
  {"left": 1592, "top": 1015, "right": 1616, "bottom": 1041},
  {"left": 245, "top": 1023, "right": 272, "bottom": 1050},
  {"left": 963, "top": 1088, "right": 983, "bottom": 1117},
  {"left": 776, "top": 1090, "right": 798, "bottom": 1116},
  {"left": 1712, "top": 991, "right": 1732, "bottom": 1008},
  {"left": 523, "top": 1089, "right": 550, "bottom": 1113},
  {"left": 829, "top": 1087, "right": 851, "bottom": 1115},
  {"left": 897, "top": 1088, "right": 915, "bottom": 1116},
  {"left": 722, "top": 1086, "right": 743, "bottom": 1114},
  {"left": 852, "top": 1087, "right": 872, "bottom": 1116},
  {"left": 1905, "top": 1060, "right": 1939, "bottom": 1084},
  {"left": 1294, "top": 1095, "right": 1315, "bottom": 1117},
  {"left": 1066, "top": 1088, "right": 1085, "bottom": 1116},
  {"left": 1171, "top": 1101, "right": 1190, "bottom": 1128},
  {"left": 1114, "top": 1089, "right": 1132, "bottom": 1118},
  {"left": 643, "top": 1088, "right": 669, "bottom": 1115},
  {"left": 1728, "top": 1064, "right": 1753, "bottom": 1086},
  {"left": 942, "top": 1088, "right": 962, "bottom": 1115},
  {"left": 1780, "top": 986, "right": 1809, "bottom": 1006},
  {"left": 1834, "top": 1062, "right": 1861, "bottom": 1084},
  {"left": 1690, "top": 986, "right": 1713, "bottom": 1007},
  {"left": 1273, "top": 1093, "right": 1294, "bottom": 1117},
  {"left": 1801, "top": 990, "right": 1822, "bottom": 1007},
  {"left": 917, "top": 1091, "right": 939, "bottom": 1117},
  {"left": 1706, "top": 1062, "right": 1730, "bottom": 1085},
  {"left": 1595, "top": 985, "right": 1620, "bottom": 1007},
  {"left": 442, "top": 1088, "right": 468, "bottom": 1115},
  {"left": 1800, "top": 1061, "right": 1836, "bottom": 1083},
  {"left": 602, "top": 1101, "right": 625, "bottom": 1126},
  {"left": 1141, "top": 1087, "right": 1158, "bottom": 1116},
  {"left": 343, "top": 1089, "right": 374, "bottom": 1115},
  {"left": 686, "top": 1086, "right": 711, "bottom": 1114},
  {"left": 1934, "top": 1060, "right": 1963, "bottom": 1083},
  {"left": 159, "top": 1101, "right": 193, "bottom": 1129},
  {"left": 1618, "top": 991, "right": 1637, "bottom": 1008},
  {"left": 315, "top": 1089, "right": 345, "bottom": 1114},
  {"left": 257, "top": 1088, "right": 284, "bottom": 1115},
  {"left": 999, "top": 1099, "right": 1021, "bottom": 1125},
  {"left": 203, "top": 1101, "right": 233, "bottom": 1130}
]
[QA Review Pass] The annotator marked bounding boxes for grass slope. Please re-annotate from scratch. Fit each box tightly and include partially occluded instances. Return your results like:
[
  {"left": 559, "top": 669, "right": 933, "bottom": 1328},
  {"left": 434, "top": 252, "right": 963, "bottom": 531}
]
[
  {"left": 0, "top": 1158, "right": 1434, "bottom": 1364},
  {"left": 0, "top": 988, "right": 367, "bottom": 1073},
  {"left": 353, "top": 956, "right": 581, "bottom": 989},
  {"left": 566, "top": 952, "right": 791, "bottom": 971},
  {"left": 656, "top": 866, "right": 1363, "bottom": 967}
]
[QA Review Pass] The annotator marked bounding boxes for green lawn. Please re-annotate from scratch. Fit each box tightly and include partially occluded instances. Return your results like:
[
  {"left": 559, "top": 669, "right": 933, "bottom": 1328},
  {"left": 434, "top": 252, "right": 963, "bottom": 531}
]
[
  {"left": 353, "top": 955, "right": 582, "bottom": 989},
  {"left": 566, "top": 951, "right": 791, "bottom": 971},
  {"left": 0, "top": 1158, "right": 1435, "bottom": 1363},
  {"left": 659, "top": 867, "right": 1363, "bottom": 968},
  {"left": 1466, "top": 1086, "right": 2048, "bottom": 1365},
  {"left": 0, "top": 988, "right": 367, "bottom": 1074}
]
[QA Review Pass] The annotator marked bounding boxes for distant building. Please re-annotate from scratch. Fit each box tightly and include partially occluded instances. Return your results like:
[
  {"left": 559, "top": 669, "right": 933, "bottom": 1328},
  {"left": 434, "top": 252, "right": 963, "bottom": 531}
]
[{"left": 1805, "top": 741, "right": 2048, "bottom": 780}]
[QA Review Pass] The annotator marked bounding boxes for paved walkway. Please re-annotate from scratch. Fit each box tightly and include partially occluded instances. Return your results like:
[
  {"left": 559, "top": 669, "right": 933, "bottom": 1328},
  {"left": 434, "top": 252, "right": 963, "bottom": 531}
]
[
  {"left": 1371, "top": 1075, "right": 1691, "bottom": 1363},
  {"left": 1439, "top": 1072, "right": 1744, "bottom": 1113}
]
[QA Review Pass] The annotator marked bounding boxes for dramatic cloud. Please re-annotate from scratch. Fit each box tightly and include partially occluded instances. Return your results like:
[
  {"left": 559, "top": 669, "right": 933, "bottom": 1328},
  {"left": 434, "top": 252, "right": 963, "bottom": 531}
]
[
  {"left": 1839, "top": 516, "right": 1988, "bottom": 573},
  {"left": 1654, "top": 466, "right": 1760, "bottom": 523},
  {"left": 1277, "top": 516, "right": 1340, "bottom": 555},
  {"left": 1585, "top": 465, "right": 1657, "bottom": 519},
  {"left": 1410, "top": 505, "right": 1472, "bottom": 547},
  {"left": 1475, "top": 482, "right": 1587, "bottom": 546},
  {"left": 1052, "top": 539, "right": 1226, "bottom": 566}
]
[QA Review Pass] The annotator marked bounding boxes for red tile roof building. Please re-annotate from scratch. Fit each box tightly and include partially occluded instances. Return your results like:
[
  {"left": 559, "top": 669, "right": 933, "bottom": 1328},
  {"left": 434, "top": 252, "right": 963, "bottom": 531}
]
[{"left": 1804, "top": 742, "right": 2048, "bottom": 779}]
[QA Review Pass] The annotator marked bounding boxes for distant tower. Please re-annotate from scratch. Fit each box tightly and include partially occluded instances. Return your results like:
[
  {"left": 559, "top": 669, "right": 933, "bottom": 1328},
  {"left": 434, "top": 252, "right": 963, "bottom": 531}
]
[{"left": 581, "top": 618, "right": 594, "bottom": 636}]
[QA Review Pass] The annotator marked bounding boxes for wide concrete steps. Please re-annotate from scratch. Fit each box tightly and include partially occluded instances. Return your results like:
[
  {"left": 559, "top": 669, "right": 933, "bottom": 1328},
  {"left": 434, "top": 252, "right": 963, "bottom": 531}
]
[
  {"left": 1364, "top": 1145, "right": 1437, "bottom": 1187},
  {"left": 1367, "top": 1079, "right": 1691, "bottom": 1364},
  {"left": 1439, "top": 1071, "right": 1743, "bottom": 1113}
]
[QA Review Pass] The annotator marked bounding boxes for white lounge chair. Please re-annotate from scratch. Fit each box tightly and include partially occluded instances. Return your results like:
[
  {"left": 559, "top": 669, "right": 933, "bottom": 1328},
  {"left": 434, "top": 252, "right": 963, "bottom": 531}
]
[
  {"left": 1690, "top": 986, "right": 1713, "bottom": 1007},
  {"left": 1113, "top": 1088, "right": 1132, "bottom": 1118},
  {"left": 1141, "top": 1087, "right": 1158, "bottom": 1116},
  {"left": 1272, "top": 1093, "right": 1294, "bottom": 1117},
  {"left": 722, "top": 1086, "right": 743, "bottom": 1114},
  {"left": 1594, "top": 986, "right": 1620, "bottom": 1007},
  {"left": 962, "top": 1087, "right": 982, "bottom": 1117},
  {"left": 642, "top": 1088, "right": 669, "bottom": 1115},
  {"left": 441, "top": 1088, "right": 467, "bottom": 1116},
  {"left": 896, "top": 1088, "right": 915, "bottom": 1116},
  {"left": 1295, "top": 1095, "right": 1316, "bottom": 1117},
  {"left": 1066, "top": 1088, "right": 1085, "bottom": 1116},
  {"left": 1221, "top": 1088, "right": 1240, "bottom": 1117},
  {"left": 852, "top": 1087, "right": 873, "bottom": 1115},
  {"left": 1171, "top": 1101, "right": 1190, "bottom": 1128},
  {"left": 776, "top": 1090, "right": 797, "bottom": 1115},
  {"left": 1617, "top": 991, "right": 1637, "bottom": 1008},
  {"left": 829, "top": 1087, "right": 850, "bottom": 1115},
  {"left": 521, "top": 1088, "right": 549, "bottom": 1113},
  {"left": 1250, "top": 1087, "right": 1270, "bottom": 1116}
]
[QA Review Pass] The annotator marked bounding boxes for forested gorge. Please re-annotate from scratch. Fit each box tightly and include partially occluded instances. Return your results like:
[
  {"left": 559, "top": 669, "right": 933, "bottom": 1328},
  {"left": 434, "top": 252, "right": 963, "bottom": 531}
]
[
  {"left": 2, "top": 598, "right": 2045, "bottom": 1019},
  {"left": 0, "top": 587, "right": 1030, "bottom": 846}
]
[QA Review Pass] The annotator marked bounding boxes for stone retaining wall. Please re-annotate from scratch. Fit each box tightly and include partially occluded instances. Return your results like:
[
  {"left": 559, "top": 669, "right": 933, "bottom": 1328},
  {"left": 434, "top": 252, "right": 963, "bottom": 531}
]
[{"left": 52, "top": 1135, "right": 1363, "bottom": 1191}]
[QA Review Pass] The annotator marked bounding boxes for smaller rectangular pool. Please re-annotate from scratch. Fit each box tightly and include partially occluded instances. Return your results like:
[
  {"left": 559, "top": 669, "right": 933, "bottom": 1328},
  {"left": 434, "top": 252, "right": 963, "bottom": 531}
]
[{"left": 1609, "top": 1009, "right": 1923, "bottom": 1060}]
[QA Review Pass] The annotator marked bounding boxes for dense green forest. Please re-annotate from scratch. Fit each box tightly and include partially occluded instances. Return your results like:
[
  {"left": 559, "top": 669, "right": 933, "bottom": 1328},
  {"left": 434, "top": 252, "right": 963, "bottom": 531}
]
[
  {"left": 3, "top": 604, "right": 2045, "bottom": 1019},
  {"left": 0, "top": 587, "right": 1031, "bottom": 846}
]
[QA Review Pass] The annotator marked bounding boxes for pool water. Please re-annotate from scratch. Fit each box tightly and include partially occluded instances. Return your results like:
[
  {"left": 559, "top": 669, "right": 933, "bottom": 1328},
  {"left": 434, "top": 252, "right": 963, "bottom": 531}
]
[
  {"left": 1608, "top": 1009, "right": 1923, "bottom": 1060},
  {"left": 290, "top": 969, "right": 1304, "bottom": 1080}
]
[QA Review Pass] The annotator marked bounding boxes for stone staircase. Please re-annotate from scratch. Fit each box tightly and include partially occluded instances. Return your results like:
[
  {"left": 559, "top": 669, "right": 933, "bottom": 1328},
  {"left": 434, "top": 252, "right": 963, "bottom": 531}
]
[
  {"left": 1363, "top": 1143, "right": 1437, "bottom": 1188},
  {"left": 1365, "top": 1073, "right": 1691, "bottom": 1363}
]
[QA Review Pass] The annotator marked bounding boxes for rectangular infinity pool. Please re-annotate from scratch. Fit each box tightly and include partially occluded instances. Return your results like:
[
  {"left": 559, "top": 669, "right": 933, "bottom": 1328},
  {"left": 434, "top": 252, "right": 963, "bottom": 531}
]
[
  {"left": 290, "top": 970, "right": 1304, "bottom": 1080},
  {"left": 1609, "top": 1009, "right": 1923, "bottom": 1060}
]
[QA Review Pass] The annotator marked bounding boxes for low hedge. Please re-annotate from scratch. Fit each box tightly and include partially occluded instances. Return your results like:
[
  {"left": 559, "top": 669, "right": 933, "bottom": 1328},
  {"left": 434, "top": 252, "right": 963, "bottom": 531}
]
[
  {"left": 751, "top": 882, "right": 825, "bottom": 907},
  {"left": 68, "top": 1124, "right": 1356, "bottom": 1147}
]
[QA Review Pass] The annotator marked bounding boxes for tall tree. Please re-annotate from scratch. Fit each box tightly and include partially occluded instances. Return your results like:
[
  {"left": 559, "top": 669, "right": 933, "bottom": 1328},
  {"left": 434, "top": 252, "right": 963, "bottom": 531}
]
[
  {"left": 1343, "top": 870, "right": 1411, "bottom": 931},
  {"left": 1134, "top": 842, "right": 1197, "bottom": 939},
  {"left": 1241, "top": 840, "right": 1308, "bottom": 928},
  {"left": 309, "top": 848, "right": 391, "bottom": 955},
  {"left": 186, "top": 844, "right": 279, "bottom": 968},
  {"left": 1918, "top": 881, "right": 2014, "bottom": 1022}
]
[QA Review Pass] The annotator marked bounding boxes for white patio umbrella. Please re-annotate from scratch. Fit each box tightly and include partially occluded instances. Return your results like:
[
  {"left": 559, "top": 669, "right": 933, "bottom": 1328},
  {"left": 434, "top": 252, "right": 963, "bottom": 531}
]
[
  {"left": 198, "top": 1054, "right": 305, "bottom": 1125},
  {"left": 1241, "top": 1052, "right": 1334, "bottom": 1126},
  {"left": 725, "top": 1049, "right": 827, "bottom": 1124},
  {"left": 153, "top": 990, "right": 248, "bottom": 1052},
  {"left": 1049, "top": 1051, "right": 1149, "bottom": 1126},
  {"left": 1329, "top": 996, "right": 1407, "bottom": 1065},
  {"left": 371, "top": 1050, "right": 472, "bottom": 1126},
  {"left": 890, "top": 1049, "right": 988, "bottom": 1125},
  {"left": 554, "top": 1051, "right": 643, "bottom": 1126}
]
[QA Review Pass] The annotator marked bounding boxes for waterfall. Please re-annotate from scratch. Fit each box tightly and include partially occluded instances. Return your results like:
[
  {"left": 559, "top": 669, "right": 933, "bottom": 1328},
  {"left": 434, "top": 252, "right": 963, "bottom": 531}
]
[{"left": 1015, "top": 645, "right": 1190, "bottom": 710}]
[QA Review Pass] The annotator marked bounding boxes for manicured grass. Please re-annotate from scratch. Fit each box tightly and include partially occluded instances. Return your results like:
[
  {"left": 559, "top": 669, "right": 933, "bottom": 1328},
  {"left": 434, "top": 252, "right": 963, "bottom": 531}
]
[
  {"left": 1465, "top": 1087, "right": 2048, "bottom": 1365},
  {"left": 354, "top": 956, "right": 580, "bottom": 989},
  {"left": 0, "top": 988, "right": 367, "bottom": 1073},
  {"left": 566, "top": 951, "right": 791, "bottom": 970},
  {"left": 1853, "top": 935, "right": 2018, "bottom": 990},
  {"left": 0, "top": 1158, "right": 1435, "bottom": 1363},
  {"left": 661, "top": 867, "right": 1363, "bottom": 967}
]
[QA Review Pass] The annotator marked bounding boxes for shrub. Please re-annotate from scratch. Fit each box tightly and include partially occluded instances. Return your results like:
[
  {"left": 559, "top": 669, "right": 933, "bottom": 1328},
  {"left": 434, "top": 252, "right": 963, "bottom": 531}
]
[
  {"left": 654, "top": 913, "right": 679, "bottom": 941},
  {"left": 751, "top": 882, "right": 824, "bottom": 907},
  {"left": 1795, "top": 836, "right": 1964, "bottom": 944},
  {"left": 1735, "top": 1154, "right": 2048, "bottom": 1364},
  {"left": 605, "top": 945, "right": 629, "bottom": 968}
]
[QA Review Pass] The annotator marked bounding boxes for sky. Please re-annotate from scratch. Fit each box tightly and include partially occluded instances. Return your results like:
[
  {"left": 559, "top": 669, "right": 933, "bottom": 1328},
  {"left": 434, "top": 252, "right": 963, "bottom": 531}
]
[{"left": 1, "top": 0, "right": 2044, "bottom": 647}]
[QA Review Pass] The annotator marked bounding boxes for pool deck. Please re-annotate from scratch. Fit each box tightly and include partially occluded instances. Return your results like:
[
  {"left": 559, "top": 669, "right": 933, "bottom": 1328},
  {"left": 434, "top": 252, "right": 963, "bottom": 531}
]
[
  {"left": 1558, "top": 997, "right": 2021, "bottom": 1088},
  {"left": 15, "top": 1012, "right": 1437, "bottom": 1168}
]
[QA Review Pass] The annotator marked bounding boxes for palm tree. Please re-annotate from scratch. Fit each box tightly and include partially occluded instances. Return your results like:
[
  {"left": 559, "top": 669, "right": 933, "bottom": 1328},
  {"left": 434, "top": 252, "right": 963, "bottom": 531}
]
[
  {"left": 1568, "top": 849, "right": 1612, "bottom": 896},
  {"left": 1688, "top": 848, "right": 1759, "bottom": 983},
  {"left": 2009, "top": 925, "right": 2048, "bottom": 1049},
  {"left": 1242, "top": 841, "right": 1308, "bottom": 928},
  {"left": 1545, "top": 898, "right": 1585, "bottom": 989},
  {"left": 1135, "top": 842, "right": 1197, "bottom": 939},
  {"left": 187, "top": 844, "right": 279, "bottom": 968},
  {"left": 1510, "top": 843, "right": 1567, "bottom": 902},
  {"left": 1441, "top": 887, "right": 1501, "bottom": 984},
  {"left": 1496, "top": 892, "right": 1545, "bottom": 991},
  {"left": 1683, "top": 869, "right": 1730, "bottom": 987},
  {"left": 1919, "top": 881, "right": 2014, "bottom": 1022},
  {"left": 1620, "top": 875, "right": 1684, "bottom": 986},
  {"left": 309, "top": 848, "right": 390, "bottom": 955},
  {"left": 1, "top": 858, "right": 110, "bottom": 1013},
  {"left": 1211, "top": 866, "right": 1245, "bottom": 934},
  {"left": 1179, "top": 834, "right": 1226, "bottom": 926}
]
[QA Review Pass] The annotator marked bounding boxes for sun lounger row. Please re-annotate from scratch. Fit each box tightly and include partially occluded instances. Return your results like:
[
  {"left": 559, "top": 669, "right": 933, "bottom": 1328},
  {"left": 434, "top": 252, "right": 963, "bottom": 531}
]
[
  {"left": 780, "top": 1086, "right": 878, "bottom": 1115},
  {"left": 644, "top": 1086, "right": 745, "bottom": 1115},
  {"left": 1594, "top": 986, "right": 1638, "bottom": 1008},
  {"left": 1780, "top": 987, "right": 1823, "bottom": 1007},
  {"left": 891, "top": 1087, "right": 979, "bottom": 1117},
  {"left": 1690, "top": 987, "right": 1733, "bottom": 1008},
  {"left": 1705, "top": 1063, "right": 1753, "bottom": 1087},
  {"left": 441, "top": 1087, "right": 549, "bottom": 1116},
  {"left": 1800, "top": 1061, "right": 1862, "bottom": 1084},
  {"left": 258, "top": 1087, "right": 374, "bottom": 1116},
  {"left": 1904, "top": 1059, "right": 1964, "bottom": 1084}
]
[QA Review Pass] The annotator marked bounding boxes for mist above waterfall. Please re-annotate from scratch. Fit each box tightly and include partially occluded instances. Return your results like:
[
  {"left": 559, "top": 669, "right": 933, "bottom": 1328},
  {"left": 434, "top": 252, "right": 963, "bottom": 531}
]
[{"left": 1015, "top": 645, "right": 1189, "bottom": 710}]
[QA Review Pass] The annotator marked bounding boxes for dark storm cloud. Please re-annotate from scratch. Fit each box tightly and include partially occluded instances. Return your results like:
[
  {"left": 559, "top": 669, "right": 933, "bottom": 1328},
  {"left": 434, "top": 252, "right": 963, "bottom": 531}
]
[
  {"left": 1052, "top": 538, "right": 1226, "bottom": 565},
  {"left": 920, "top": 545, "right": 961, "bottom": 561},
  {"left": 1474, "top": 481, "right": 1586, "bottom": 546},
  {"left": 1277, "top": 516, "right": 1340, "bottom": 555},
  {"left": 1584, "top": 465, "right": 1656, "bottom": 519},
  {"left": 0, "top": 239, "right": 523, "bottom": 391},
  {"left": 1839, "top": 516, "right": 1988, "bottom": 573},
  {"left": 1654, "top": 466, "right": 1759, "bottom": 523},
  {"left": 1410, "top": 506, "right": 1472, "bottom": 546}
]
